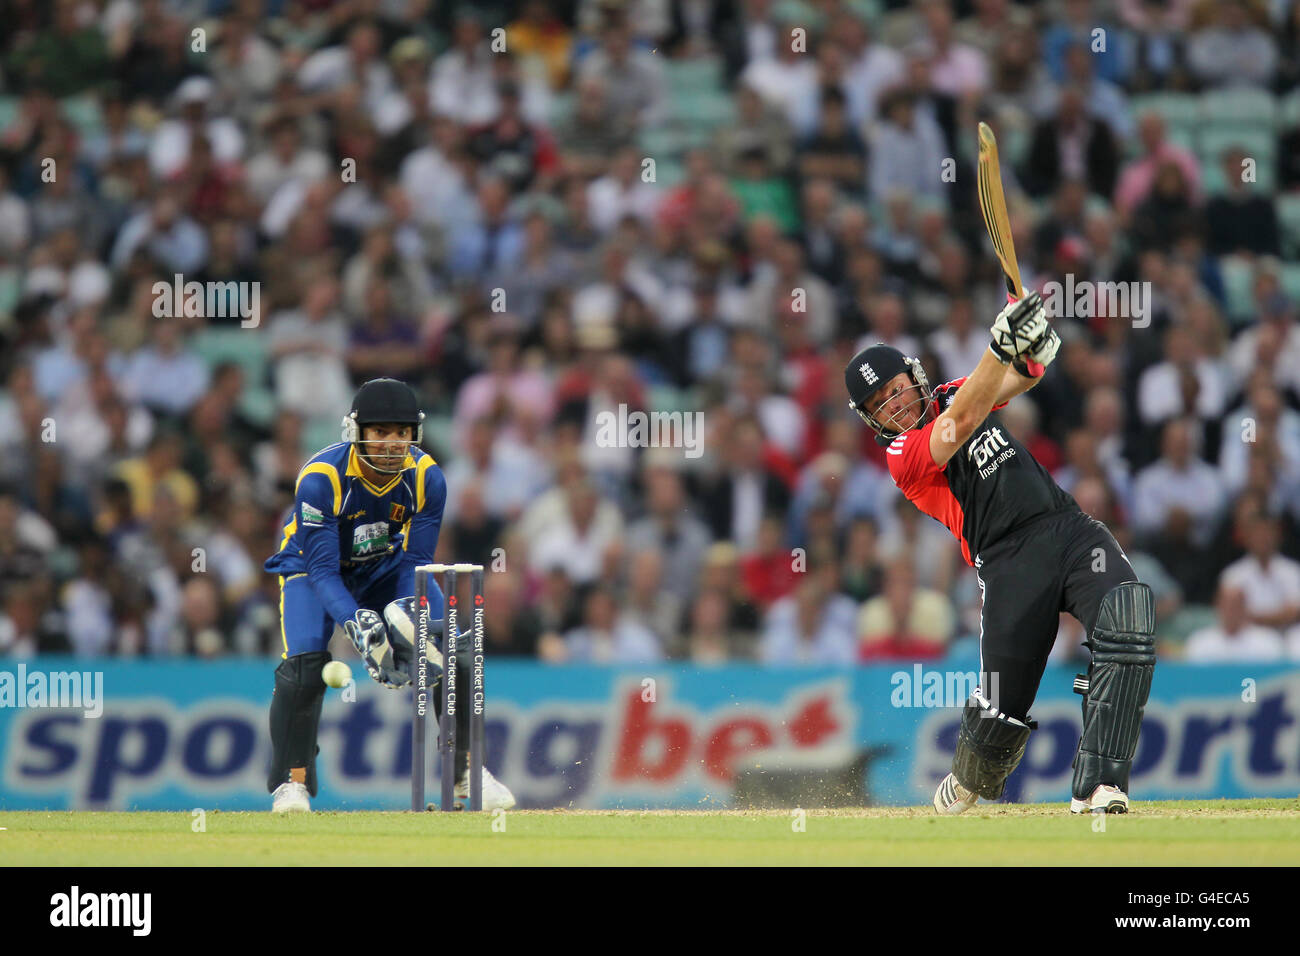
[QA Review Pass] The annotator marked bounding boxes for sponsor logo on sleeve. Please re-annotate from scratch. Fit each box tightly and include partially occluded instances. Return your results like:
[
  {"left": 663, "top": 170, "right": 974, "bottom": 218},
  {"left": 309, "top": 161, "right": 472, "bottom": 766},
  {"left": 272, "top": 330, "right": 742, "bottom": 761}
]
[{"left": 301, "top": 502, "right": 325, "bottom": 527}]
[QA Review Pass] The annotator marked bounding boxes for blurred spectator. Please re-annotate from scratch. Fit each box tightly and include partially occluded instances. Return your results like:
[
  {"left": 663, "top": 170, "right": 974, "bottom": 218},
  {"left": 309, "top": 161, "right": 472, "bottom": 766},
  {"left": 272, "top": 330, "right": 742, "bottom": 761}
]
[
  {"left": 868, "top": 90, "right": 948, "bottom": 206},
  {"left": 346, "top": 278, "right": 423, "bottom": 383},
  {"left": 915, "top": 0, "right": 989, "bottom": 98},
  {"left": 625, "top": 463, "right": 712, "bottom": 603},
  {"left": 1133, "top": 418, "right": 1226, "bottom": 550},
  {"left": 1184, "top": 585, "right": 1285, "bottom": 661},
  {"left": 1023, "top": 87, "right": 1120, "bottom": 199},
  {"left": 739, "top": 18, "right": 820, "bottom": 136},
  {"left": 714, "top": 81, "right": 795, "bottom": 176},
  {"left": 564, "top": 584, "right": 663, "bottom": 662},
  {"left": 1219, "top": 511, "right": 1300, "bottom": 630},
  {"left": 620, "top": 547, "right": 683, "bottom": 654},
  {"left": 148, "top": 76, "right": 246, "bottom": 181},
  {"left": 836, "top": 12, "right": 905, "bottom": 127},
  {"left": 697, "top": 414, "right": 791, "bottom": 549},
  {"left": 0, "top": 0, "right": 1295, "bottom": 667},
  {"left": 555, "top": 75, "right": 635, "bottom": 179},
  {"left": 6, "top": 0, "right": 110, "bottom": 97},
  {"left": 577, "top": 11, "right": 668, "bottom": 127},
  {"left": 119, "top": 321, "right": 210, "bottom": 419},
  {"left": 110, "top": 188, "right": 209, "bottom": 274},
  {"left": 1118, "top": 0, "right": 1195, "bottom": 91},
  {"left": 523, "top": 470, "right": 624, "bottom": 585},
  {"left": 1204, "top": 147, "right": 1281, "bottom": 257},
  {"left": 857, "top": 560, "right": 954, "bottom": 660},
  {"left": 1114, "top": 113, "right": 1202, "bottom": 217},
  {"left": 757, "top": 562, "right": 857, "bottom": 664},
  {"left": 1186, "top": 0, "right": 1277, "bottom": 89},
  {"left": 1136, "top": 323, "right": 1229, "bottom": 431},
  {"left": 482, "top": 568, "right": 544, "bottom": 658},
  {"left": 245, "top": 115, "right": 330, "bottom": 203},
  {"left": 267, "top": 273, "right": 353, "bottom": 426}
]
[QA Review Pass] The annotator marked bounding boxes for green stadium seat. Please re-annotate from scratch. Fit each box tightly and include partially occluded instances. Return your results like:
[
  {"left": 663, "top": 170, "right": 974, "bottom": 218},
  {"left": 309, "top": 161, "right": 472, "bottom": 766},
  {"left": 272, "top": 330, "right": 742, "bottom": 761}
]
[
  {"left": 1279, "top": 263, "right": 1300, "bottom": 305},
  {"left": 1122, "top": 123, "right": 1193, "bottom": 160},
  {"left": 191, "top": 327, "right": 270, "bottom": 388},
  {"left": 1196, "top": 126, "right": 1275, "bottom": 169},
  {"left": 1276, "top": 194, "right": 1300, "bottom": 258},
  {"left": 664, "top": 57, "right": 723, "bottom": 98},
  {"left": 1158, "top": 604, "right": 1216, "bottom": 644},
  {"left": 1218, "top": 255, "right": 1257, "bottom": 324},
  {"left": 0, "top": 97, "right": 18, "bottom": 136},
  {"left": 1201, "top": 162, "right": 1227, "bottom": 196},
  {"left": 1200, "top": 88, "right": 1277, "bottom": 129},
  {"left": 548, "top": 91, "right": 574, "bottom": 128},
  {"left": 637, "top": 125, "right": 688, "bottom": 159},
  {"left": 1282, "top": 89, "right": 1300, "bottom": 129},
  {"left": 303, "top": 417, "right": 342, "bottom": 456},
  {"left": 1199, "top": 160, "right": 1274, "bottom": 195},
  {"left": 237, "top": 386, "right": 276, "bottom": 429},
  {"left": 654, "top": 160, "right": 685, "bottom": 187},
  {"left": 0, "top": 268, "right": 20, "bottom": 321},
  {"left": 1131, "top": 92, "right": 1200, "bottom": 132},
  {"left": 673, "top": 91, "right": 736, "bottom": 130},
  {"left": 1000, "top": 123, "right": 1031, "bottom": 169},
  {"left": 60, "top": 94, "right": 103, "bottom": 137},
  {"left": 421, "top": 413, "right": 455, "bottom": 461}
]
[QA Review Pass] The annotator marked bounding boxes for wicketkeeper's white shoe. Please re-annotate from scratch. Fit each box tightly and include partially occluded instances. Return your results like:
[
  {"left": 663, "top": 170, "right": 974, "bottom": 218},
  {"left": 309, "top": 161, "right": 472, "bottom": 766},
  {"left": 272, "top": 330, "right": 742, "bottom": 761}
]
[
  {"left": 1070, "top": 784, "right": 1128, "bottom": 814},
  {"left": 271, "top": 781, "right": 311, "bottom": 814},
  {"left": 456, "top": 767, "right": 517, "bottom": 811},
  {"left": 933, "top": 773, "right": 978, "bottom": 815}
]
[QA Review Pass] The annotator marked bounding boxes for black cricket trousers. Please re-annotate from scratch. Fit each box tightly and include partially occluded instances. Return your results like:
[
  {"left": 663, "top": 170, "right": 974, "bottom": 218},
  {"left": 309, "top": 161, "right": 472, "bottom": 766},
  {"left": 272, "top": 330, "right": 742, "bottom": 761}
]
[{"left": 973, "top": 508, "right": 1138, "bottom": 721}]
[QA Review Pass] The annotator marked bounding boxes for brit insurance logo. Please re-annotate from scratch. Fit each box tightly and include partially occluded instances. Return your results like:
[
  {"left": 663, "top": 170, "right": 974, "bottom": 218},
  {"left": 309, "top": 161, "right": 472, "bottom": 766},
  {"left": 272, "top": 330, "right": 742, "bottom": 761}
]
[{"left": 968, "top": 426, "right": 1015, "bottom": 478}]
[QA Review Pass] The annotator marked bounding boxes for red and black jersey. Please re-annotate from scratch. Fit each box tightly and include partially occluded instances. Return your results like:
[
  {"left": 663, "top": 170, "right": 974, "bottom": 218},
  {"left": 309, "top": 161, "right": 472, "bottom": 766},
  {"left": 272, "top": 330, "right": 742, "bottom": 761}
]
[{"left": 884, "top": 378, "right": 1077, "bottom": 566}]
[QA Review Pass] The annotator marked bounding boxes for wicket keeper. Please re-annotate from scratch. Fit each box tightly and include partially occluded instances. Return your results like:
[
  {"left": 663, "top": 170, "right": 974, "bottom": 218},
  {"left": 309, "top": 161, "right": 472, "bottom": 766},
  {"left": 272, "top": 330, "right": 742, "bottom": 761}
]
[
  {"left": 263, "top": 377, "right": 515, "bottom": 813},
  {"left": 845, "top": 294, "right": 1155, "bottom": 814}
]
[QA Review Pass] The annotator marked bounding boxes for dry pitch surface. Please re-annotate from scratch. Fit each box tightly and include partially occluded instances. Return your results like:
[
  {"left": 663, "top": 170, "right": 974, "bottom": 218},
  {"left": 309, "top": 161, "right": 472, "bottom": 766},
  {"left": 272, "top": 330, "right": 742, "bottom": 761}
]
[{"left": 3, "top": 799, "right": 1298, "bottom": 865}]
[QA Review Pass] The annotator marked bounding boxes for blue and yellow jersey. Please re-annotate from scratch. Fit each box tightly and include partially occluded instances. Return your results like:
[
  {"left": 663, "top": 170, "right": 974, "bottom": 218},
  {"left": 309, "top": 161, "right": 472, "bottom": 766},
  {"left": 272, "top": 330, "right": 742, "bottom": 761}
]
[{"left": 264, "top": 441, "right": 447, "bottom": 628}]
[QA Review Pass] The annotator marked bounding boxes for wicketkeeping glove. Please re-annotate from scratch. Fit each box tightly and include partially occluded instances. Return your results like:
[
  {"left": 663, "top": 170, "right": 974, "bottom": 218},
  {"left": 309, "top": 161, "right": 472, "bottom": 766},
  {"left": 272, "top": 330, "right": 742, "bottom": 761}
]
[
  {"left": 989, "top": 292, "right": 1049, "bottom": 365},
  {"left": 344, "top": 609, "right": 408, "bottom": 689}
]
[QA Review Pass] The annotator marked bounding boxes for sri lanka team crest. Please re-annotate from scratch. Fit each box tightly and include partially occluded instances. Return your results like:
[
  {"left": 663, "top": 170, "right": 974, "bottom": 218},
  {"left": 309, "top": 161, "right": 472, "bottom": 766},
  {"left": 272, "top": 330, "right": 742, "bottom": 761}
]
[{"left": 389, "top": 503, "right": 405, "bottom": 523}]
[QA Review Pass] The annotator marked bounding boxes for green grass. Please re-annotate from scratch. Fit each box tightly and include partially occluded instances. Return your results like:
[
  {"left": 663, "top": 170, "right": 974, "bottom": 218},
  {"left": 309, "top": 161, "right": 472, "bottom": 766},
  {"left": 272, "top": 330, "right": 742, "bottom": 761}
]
[{"left": 3, "top": 800, "right": 1298, "bottom": 865}]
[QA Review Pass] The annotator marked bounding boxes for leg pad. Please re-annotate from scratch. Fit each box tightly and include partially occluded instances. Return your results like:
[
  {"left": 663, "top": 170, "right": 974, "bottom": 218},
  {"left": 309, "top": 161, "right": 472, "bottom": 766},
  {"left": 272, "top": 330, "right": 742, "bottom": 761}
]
[{"left": 953, "top": 695, "right": 1036, "bottom": 801}]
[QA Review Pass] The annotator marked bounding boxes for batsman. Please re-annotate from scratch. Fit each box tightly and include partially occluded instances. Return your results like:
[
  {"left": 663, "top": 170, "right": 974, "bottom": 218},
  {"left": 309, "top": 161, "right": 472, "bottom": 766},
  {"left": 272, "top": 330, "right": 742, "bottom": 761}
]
[
  {"left": 263, "top": 377, "right": 515, "bottom": 813},
  {"left": 845, "top": 294, "right": 1155, "bottom": 814}
]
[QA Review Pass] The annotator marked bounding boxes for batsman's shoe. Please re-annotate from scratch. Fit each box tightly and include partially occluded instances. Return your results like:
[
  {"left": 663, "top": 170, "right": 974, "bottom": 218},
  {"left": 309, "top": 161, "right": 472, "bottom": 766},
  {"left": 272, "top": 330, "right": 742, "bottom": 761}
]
[
  {"left": 271, "top": 781, "right": 311, "bottom": 814},
  {"left": 456, "top": 767, "right": 517, "bottom": 811},
  {"left": 1070, "top": 784, "right": 1128, "bottom": 814},
  {"left": 933, "top": 773, "right": 978, "bottom": 815}
]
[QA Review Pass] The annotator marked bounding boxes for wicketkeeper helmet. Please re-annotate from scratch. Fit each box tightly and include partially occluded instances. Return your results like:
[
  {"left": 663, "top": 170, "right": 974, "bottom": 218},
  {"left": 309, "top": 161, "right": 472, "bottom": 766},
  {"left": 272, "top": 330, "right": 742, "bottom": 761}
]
[{"left": 342, "top": 378, "right": 425, "bottom": 472}]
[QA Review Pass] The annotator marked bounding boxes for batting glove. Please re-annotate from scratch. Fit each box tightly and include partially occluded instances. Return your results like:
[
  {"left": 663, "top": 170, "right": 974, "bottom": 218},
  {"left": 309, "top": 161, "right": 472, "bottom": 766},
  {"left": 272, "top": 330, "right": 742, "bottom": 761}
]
[
  {"left": 1014, "top": 323, "right": 1061, "bottom": 377},
  {"left": 344, "top": 609, "right": 408, "bottom": 689},
  {"left": 989, "top": 292, "right": 1048, "bottom": 364}
]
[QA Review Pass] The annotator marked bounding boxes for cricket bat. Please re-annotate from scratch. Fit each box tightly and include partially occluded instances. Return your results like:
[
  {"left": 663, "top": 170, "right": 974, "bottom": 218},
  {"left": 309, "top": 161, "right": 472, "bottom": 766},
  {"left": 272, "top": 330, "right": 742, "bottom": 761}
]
[{"left": 976, "top": 122, "right": 1024, "bottom": 301}]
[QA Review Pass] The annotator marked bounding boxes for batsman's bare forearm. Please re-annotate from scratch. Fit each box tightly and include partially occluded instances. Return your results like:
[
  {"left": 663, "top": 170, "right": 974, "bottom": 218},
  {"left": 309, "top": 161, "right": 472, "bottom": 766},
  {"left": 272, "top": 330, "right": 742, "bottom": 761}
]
[
  {"left": 929, "top": 349, "right": 1010, "bottom": 466},
  {"left": 995, "top": 364, "right": 1042, "bottom": 405},
  {"left": 950, "top": 349, "right": 1012, "bottom": 430}
]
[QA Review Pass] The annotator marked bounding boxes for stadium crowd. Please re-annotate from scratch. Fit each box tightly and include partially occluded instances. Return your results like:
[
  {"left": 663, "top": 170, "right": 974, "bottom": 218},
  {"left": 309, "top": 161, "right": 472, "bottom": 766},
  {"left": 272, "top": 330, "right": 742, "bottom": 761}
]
[{"left": 2, "top": 0, "right": 1300, "bottom": 666}]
